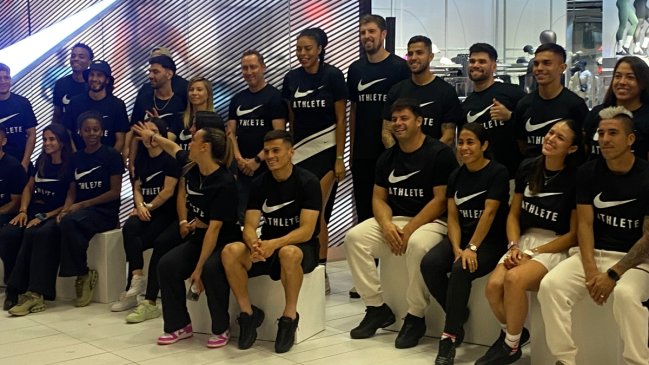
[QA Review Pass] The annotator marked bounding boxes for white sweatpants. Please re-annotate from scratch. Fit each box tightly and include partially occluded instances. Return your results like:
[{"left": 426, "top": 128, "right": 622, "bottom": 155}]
[
  {"left": 537, "top": 248, "right": 649, "bottom": 365},
  {"left": 344, "top": 216, "right": 446, "bottom": 317}
]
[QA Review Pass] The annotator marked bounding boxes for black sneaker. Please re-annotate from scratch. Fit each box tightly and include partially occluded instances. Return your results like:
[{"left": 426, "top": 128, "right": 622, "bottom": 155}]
[
  {"left": 435, "top": 338, "right": 456, "bottom": 365},
  {"left": 275, "top": 313, "right": 299, "bottom": 353},
  {"left": 475, "top": 328, "right": 530, "bottom": 365},
  {"left": 395, "top": 313, "right": 426, "bottom": 348},
  {"left": 350, "top": 303, "right": 396, "bottom": 339},
  {"left": 478, "top": 341, "right": 521, "bottom": 365},
  {"left": 237, "top": 305, "right": 265, "bottom": 349},
  {"left": 520, "top": 327, "right": 530, "bottom": 346},
  {"left": 349, "top": 287, "right": 360, "bottom": 299}
]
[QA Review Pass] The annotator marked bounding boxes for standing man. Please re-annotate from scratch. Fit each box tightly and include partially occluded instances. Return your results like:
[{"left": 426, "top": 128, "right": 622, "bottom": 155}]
[
  {"left": 383, "top": 36, "right": 463, "bottom": 146},
  {"left": 226, "top": 50, "right": 287, "bottom": 222},
  {"left": 515, "top": 43, "right": 588, "bottom": 157},
  {"left": 462, "top": 43, "right": 525, "bottom": 178},
  {"left": 538, "top": 106, "right": 649, "bottom": 365},
  {"left": 222, "top": 130, "right": 321, "bottom": 354},
  {"left": 0, "top": 63, "right": 37, "bottom": 171},
  {"left": 63, "top": 60, "right": 129, "bottom": 152},
  {"left": 52, "top": 43, "right": 93, "bottom": 124},
  {"left": 136, "top": 46, "right": 189, "bottom": 107},
  {"left": 345, "top": 98, "right": 457, "bottom": 348}
]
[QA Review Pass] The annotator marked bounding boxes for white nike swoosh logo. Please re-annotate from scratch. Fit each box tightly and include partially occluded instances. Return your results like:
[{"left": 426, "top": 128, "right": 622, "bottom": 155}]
[
  {"left": 179, "top": 130, "right": 192, "bottom": 141},
  {"left": 294, "top": 87, "right": 314, "bottom": 99},
  {"left": 74, "top": 166, "right": 102, "bottom": 180},
  {"left": 34, "top": 172, "right": 59, "bottom": 183},
  {"left": 523, "top": 186, "right": 564, "bottom": 198},
  {"left": 145, "top": 113, "right": 173, "bottom": 121},
  {"left": 186, "top": 185, "right": 204, "bottom": 196},
  {"left": 357, "top": 78, "right": 386, "bottom": 92},
  {"left": 525, "top": 118, "right": 562, "bottom": 132},
  {"left": 388, "top": 169, "right": 421, "bottom": 184},
  {"left": 593, "top": 193, "right": 636, "bottom": 209},
  {"left": 420, "top": 101, "right": 435, "bottom": 107},
  {"left": 0, "top": 113, "right": 19, "bottom": 124},
  {"left": 466, "top": 104, "right": 494, "bottom": 123},
  {"left": 454, "top": 190, "right": 487, "bottom": 206},
  {"left": 62, "top": 94, "right": 71, "bottom": 105},
  {"left": 236, "top": 105, "right": 263, "bottom": 117},
  {"left": 145, "top": 171, "right": 163, "bottom": 183},
  {"left": 102, "top": 115, "right": 109, "bottom": 119},
  {"left": 261, "top": 199, "right": 295, "bottom": 214}
]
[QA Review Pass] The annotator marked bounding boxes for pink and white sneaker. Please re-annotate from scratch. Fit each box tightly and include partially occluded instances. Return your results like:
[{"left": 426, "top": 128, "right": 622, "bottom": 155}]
[
  {"left": 207, "top": 329, "right": 230, "bottom": 348},
  {"left": 157, "top": 324, "right": 193, "bottom": 345}
]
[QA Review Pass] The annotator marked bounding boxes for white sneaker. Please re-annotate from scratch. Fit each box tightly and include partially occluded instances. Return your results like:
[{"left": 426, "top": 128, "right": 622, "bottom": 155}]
[
  {"left": 125, "top": 275, "right": 147, "bottom": 297},
  {"left": 110, "top": 292, "right": 138, "bottom": 312}
]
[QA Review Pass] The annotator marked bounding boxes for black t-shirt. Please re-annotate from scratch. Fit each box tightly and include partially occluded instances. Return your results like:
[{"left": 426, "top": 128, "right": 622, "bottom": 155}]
[
  {"left": 176, "top": 150, "right": 241, "bottom": 245},
  {"left": 137, "top": 74, "right": 189, "bottom": 108},
  {"left": 52, "top": 75, "right": 87, "bottom": 110},
  {"left": 282, "top": 63, "right": 347, "bottom": 144},
  {"left": 584, "top": 103, "right": 649, "bottom": 159},
  {"left": 462, "top": 82, "right": 525, "bottom": 177},
  {"left": 0, "top": 93, "right": 38, "bottom": 161},
  {"left": 63, "top": 93, "right": 130, "bottom": 150},
  {"left": 515, "top": 88, "right": 588, "bottom": 157},
  {"left": 383, "top": 77, "right": 464, "bottom": 139},
  {"left": 30, "top": 159, "right": 73, "bottom": 214},
  {"left": 229, "top": 84, "right": 287, "bottom": 159},
  {"left": 131, "top": 89, "right": 185, "bottom": 136},
  {"left": 0, "top": 153, "right": 27, "bottom": 206},
  {"left": 515, "top": 158, "right": 576, "bottom": 234},
  {"left": 248, "top": 166, "right": 321, "bottom": 243},
  {"left": 576, "top": 158, "right": 649, "bottom": 252},
  {"left": 447, "top": 161, "right": 509, "bottom": 245},
  {"left": 72, "top": 145, "right": 123, "bottom": 214},
  {"left": 134, "top": 151, "right": 181, "bottom": 213},
  {"left": 347, "top": 54, "right": 410, "bottom": 159},
  {"left": 375, "top": 135, "right": 458, "bottom": 217}
]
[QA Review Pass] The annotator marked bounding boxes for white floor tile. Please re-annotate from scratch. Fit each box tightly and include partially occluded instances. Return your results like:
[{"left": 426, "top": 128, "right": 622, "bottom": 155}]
[{"left": 0, "top": 343, "right": 105, "bottom": 365}]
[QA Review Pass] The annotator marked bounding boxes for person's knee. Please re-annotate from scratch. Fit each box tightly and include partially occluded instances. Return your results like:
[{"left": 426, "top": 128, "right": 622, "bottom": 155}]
[
  {"left": 537, "top": 273, "right": 556, "bottom": 300},
  {"left": 202, "top": 253, "right": 225, "bottom": 278},
  {"left": 485, "top": 271, "right": 504, "bottom": 299},
  {"left": 344, "top": 224, "right": 366, "bottom": 251},
  {"left": 612, "top": 283, "right": 638, "bottom": 307},
  {"left": 504, "top": 267, "right": 524, "bottom": 290},
  {"left": 221, "top": 242, "right": 247, "bottom": 267},
  {"left": 450, "top": 260, "right": 470, "bottom": 278},
  {"left": 279, "top": 245, "right": 303, "bottom": 267},
  {"left": 157, "top": 251, "right": 175, "bottom": 280},
  {"left": 122, "top": 217, "right": 139, "bottom": 236}
]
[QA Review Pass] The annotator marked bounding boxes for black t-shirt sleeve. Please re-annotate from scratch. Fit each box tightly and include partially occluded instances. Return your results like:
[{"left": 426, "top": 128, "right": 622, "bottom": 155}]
[
  {"left": 575, "top": 163, "right": 594, "bottom": 205},
  {"left": 330, "top": 67, "right": 348, "bottom": 101},
  {"left": 347, "top": 64, "right": 359, "bottom": 103},
  {"left": 383, "top": 84, "right": 399, "bottom": 121},
  {"left": 514, "top": 96, "right": 531, "bottom": 140},
  {"left": 164, "top": 155, "right": 182, "bottom": 179},
  {"left": 227, "top": 95, "right": 237, "bottom": 121},
  {"left": 301, "top": 173, "right": 322, "bottom": 211},
  {"left": 247, "top": 176, "right": 264, "bottom": 210},
  {"left": 9, "top": 163, "right": 27, "bottom": 194},
  {"left": 130, "top": 90, "right": 146, "bottom": 126},
  {"left": 487, "top": 164, "right": 510, "bottom": 200},
  {"left": 374, "top": 150, "right": 390, "bottom": 188},
  {"left": 432, "top": 147, "right": 458, "bottom": 186},
  {"left": 62, "top": 100, "right": 77, "bottom": 132},
  {"left": 175, "top": 150, "right": 190, "bottom": 166},
  {"left": 281, "top": 74, "right": 291, "bottom": 101},
  {"left": 209, "top": 180, "right": 238, "bottom": 222},
  {"left": 446, "top": 168, "right": 460, "bottom": 198},
  {"left": 115, "top": 99, "right": 130, "bottom": 133},
  {"left": 107, "top": 148, "right": 125, "bottom": 176},
  {"left": 572, "top": 97, "right": 589, "bottom": 127},
  {"left": 53, "top": 79, "right": 64, "bottom": 108},
  {"left": 269, "top": 90, "right": 288, "bottom": 120},
  {"left": 441, "top": 86, "right": 464, "bottom": 126}
]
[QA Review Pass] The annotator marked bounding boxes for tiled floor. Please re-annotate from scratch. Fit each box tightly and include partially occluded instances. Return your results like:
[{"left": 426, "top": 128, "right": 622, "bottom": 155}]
[{"left": 0, "top": 260, "right": 530, "bottom": 365}]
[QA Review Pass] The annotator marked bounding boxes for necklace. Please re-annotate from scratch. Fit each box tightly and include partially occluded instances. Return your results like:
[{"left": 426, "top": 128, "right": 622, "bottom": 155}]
[
  {"left": 153, "top": 92, "right": 173, "bottom": 111},
  {"left": 543, "top": 169, "right": 561, "bottom": 185}
]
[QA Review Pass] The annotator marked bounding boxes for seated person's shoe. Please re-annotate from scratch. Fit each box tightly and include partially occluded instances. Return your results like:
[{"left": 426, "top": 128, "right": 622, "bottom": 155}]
[
  {"left": 157, "top": 324, "right": 193, "bottom": 345},
  {"left": 237, "top": 305, "right": 265, "bottom": 349},
  {"left": 3, "top": 292, "right": 17, "bottom": 311},
  {"left": 395, "top": 313, "right": 426, "bottom": 348},
  {"left": 8, "top": 292, "right": 45, "bottom": 316},
  {"left": 350, "top": 303, "right": 395, "bottom": 339},
  {"left": 126, "top": 301, "right": 161, "bottom": 323},
  {"left": 477, "top": 341, "right": 522, "bottom": 365},
  {"left": 435, "top": 338, "right": 456, "bottom": 365},
  {"left": 110, "top": 291, "right": 138, "bottom": 312},
  {"left": 275, "top": 313, "right": 299, "bottom": 353},
  {"left": 348, "top": 287, "right": 360, "bottom": 299},
  {"left": 75, "top": 269, "right": 98, "bottom": 307},
  {"left": 207, "top": 329, "right": 230, "bottom": 348}
]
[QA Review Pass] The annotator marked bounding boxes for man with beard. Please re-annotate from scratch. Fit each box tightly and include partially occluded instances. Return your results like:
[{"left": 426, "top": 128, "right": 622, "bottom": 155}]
[
  {"left": 462, "top": 43, "right": 525, "bottom": 178},
  {"left": 383, "top": 35, "right": 463, "bottom": 146},
  {"left": 63, "top": 60, "right": 129, "bottom": 152},
  {"left": 52, "top": 43, "right": 93, "bottom": 124}
]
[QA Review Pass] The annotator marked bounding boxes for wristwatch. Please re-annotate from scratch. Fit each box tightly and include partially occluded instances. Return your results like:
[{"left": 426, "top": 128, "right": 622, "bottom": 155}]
[
  {"left": 35, "top": 213, "right": 47, "bottom": 221},
  {"left": 468, "top": 244, "right": 478, "bottom": 252},
  {"left": 254, "top": 155, "right": 262, "bottom": 164},
  {"left": 607, "top": 268, "right": 621, "bottom": 281}
]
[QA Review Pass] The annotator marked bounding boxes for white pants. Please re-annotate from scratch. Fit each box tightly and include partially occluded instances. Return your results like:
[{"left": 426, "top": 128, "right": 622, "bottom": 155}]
[
  {"left": 344, "top": 216, "right": 446, "bottom": 317},
  {"left": 537, "top": 248, "right": 649, "bottom": 365}
]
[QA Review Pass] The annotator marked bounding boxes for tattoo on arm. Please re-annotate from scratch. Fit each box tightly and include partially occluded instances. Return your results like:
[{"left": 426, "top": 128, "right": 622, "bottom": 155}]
[{"left": 616, "top": 216, "right": 649, "bottom": 273}]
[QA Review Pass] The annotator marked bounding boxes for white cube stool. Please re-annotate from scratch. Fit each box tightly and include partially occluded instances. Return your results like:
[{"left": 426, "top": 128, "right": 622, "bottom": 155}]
[
  {"left": 56, "top": 229, "right": 126, "bottom": 303},
  {"left": 188, "top": 265, "right": 325, "bottom": 344},
  {"left": 379, "top": 254, "right": 501, "bottom": 345}
]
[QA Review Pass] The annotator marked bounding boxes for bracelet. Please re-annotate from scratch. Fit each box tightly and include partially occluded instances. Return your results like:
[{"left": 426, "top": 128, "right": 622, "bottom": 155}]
[
  {"left": 507, "top": 241, "right": 518, "bottom": 250},
  {"left": 179, "top": 220, "right": 188, "bottom": 226},
  {"left": 336, "top": 155, "right": 344, "bottom": 160},
  {"left": 523, "top": 249, "right": 536, "bottom": 257}
]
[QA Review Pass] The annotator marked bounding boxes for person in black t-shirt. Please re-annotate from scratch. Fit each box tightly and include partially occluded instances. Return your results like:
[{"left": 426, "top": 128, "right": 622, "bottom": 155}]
[
  {"left": 136, "top": 46, "right": 189, "bottom": 109},
  {"left": 57, "top": 111, "right": 124, "bottom": 308},
  {"left": 132, "top": 122, "right": 241, "bottom": 348},
  {"left": 584, "top": 56, "right": 649, "bottom": 160},
  {"left": 463, "top": 43, "right": 525, "bottom": 178},
  {"left": 538, "top": 107, "right": 649, "bottom": 365},
  {"left": 0, "top": 63, "right": 37, "bottom": 171},
  {"left": 52, "top": 43, "right": 93, "bottom": 124},
  {"left": 63, "top": 60, "right": 130, "bottom": 152},
  {"left": 477, "top": 119, "right": 581, "bottom": 365},
  {"left": 4, "top": 124, "right": 73, "bottom": 315},
  {"left": 178, "top": 77, "right": 216, "bottom": 151},
  {"left": 0, "top": 127, "right": 27, "bottom": 226},
  {"left": 222, "top": 130, "right": 321, "bottom": 353},
  {"left": 420, "top": 123, "right": 509, "bottom": 363},
  {"left": 383, "top": 36, "right": 463, "bottom": 146},
  {"left": 228, "top": 50, "right": 287, "bottom": 222},
  {"left": 345, "top": 98, "right": 457, "bottom": 347},
  {"left": 515, "top": 43, "right": 588, "bottom": 157}
]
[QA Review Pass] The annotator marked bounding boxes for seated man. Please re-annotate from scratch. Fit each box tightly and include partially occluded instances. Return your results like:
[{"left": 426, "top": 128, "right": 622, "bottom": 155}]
[
  {"left": 538, "top": 106, "right": 649, "bottom": 365},
  {"left": 221, "top": 129, "right": 321, "bottom": 354},
  {"left": 344, "top": 98, "right": 458, "bottom": 348}
]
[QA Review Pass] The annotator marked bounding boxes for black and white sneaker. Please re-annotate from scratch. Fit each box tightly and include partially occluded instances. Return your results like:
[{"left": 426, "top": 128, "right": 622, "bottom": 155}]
[{"left": 435, "top": 338, "right": 456, "bottom": 365}]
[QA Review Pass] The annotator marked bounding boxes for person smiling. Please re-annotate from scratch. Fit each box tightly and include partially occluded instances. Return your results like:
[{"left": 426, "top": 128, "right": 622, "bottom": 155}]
[
  {"left": 52, "top": 43, "right": 93, "bottom": 124},
  {"left": 178, "top": 77, "right": 215, "bottom": 151}
]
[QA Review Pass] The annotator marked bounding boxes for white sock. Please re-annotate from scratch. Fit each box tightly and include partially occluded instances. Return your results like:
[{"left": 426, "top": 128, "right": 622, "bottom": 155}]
[
  {"left": 505, "top": 330, "right": 521, "bottom": 351},
  {"left": 625, "top": 35, "right": 633, "bottom": 48}
]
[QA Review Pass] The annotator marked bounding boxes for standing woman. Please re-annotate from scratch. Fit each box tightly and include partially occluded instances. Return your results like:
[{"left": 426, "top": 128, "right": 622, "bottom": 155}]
[
  {"left": 282, "top": 27, "right": 347, "bottom": 289},
  {"left": 178, "top": 77, "right": 214, "bottom": 151},
  {"left": 57, "top": 111, "right": 124, "bottom": 308},
  {"left": 476, "top": 119, "right": 580, "bottom": 365},
  {"left": 131, "top": 123, "right": 241, "bottom": 348},
  {"left": 3, "top": 124, "right": 73, "bottom": 313},
  {"left": 419, "top": 123, "right": 510, "bottom": 364}
]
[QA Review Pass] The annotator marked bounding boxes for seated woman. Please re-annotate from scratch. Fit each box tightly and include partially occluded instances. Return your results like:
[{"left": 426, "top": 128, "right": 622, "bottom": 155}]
[
  {"left": 419, "top": 123, "right": 510, "bottom": 364},
  {"left": 57, "top": 111, "right": 123, "bottom": 308},
  {"left": 475, "top": 119, "right": 580, "bottom": 365},
  {"left": 3, "top": 124, "right": 72, "bottom": 314},
  {"left": 132, "top": 121, "right": 240, "bottom": 348}
]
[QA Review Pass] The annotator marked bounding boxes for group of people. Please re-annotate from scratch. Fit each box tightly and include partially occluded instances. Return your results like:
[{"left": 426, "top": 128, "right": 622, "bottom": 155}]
[{"left": 0, "top": 12, "right": 648, "bottom": 364}]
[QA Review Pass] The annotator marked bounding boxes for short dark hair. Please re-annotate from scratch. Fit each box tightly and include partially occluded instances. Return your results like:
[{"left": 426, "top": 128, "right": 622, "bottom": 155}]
[
  {"left": 149, "top": 55, "right": 176, "bottom": 73},
  {"left": 407, "top": 35, "right": 432, "bottom": 53},
  {"left": 241, "top": 49, "right": 266, "bottom": 67},
  {"left": 0, "top": 63, "right": 10, "bottom": 74},
  {"left": 264, "top": 129, "right": 293, "bottom": 146},
  {"left": 535, "top": 43, "right": 566, "bottom": 63},
  {"left": 359, "top": 14, "right": 386, "bottom": 31},
  {"left": 460, "top": 122, "right": 489, "bottom": 145},
  {"left": 72, "top": 42, "right": 94, "bottom": 60},
  {"left": 76, "top": 110, "right": 104, "bottom": 131},
  {"left": 469, "top": 43, "right": 498, "bottom": 61},
  {"left": 390, "top": 98, "right": 422, "bottom": 118}
]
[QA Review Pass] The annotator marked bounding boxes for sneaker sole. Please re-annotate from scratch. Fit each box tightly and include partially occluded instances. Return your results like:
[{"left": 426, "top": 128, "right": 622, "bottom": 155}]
[
  {"left": 350, "top": 315, "right": 396, "bottom": 339},
  {"left": 75, "top": 270, "right": 99, "bottom": 307},
  {"left": 9, "top": 302, "right": 45, "bottom": 316},
  {"left": 207, "top": 338, "right": 229, "bottom": 348}
]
